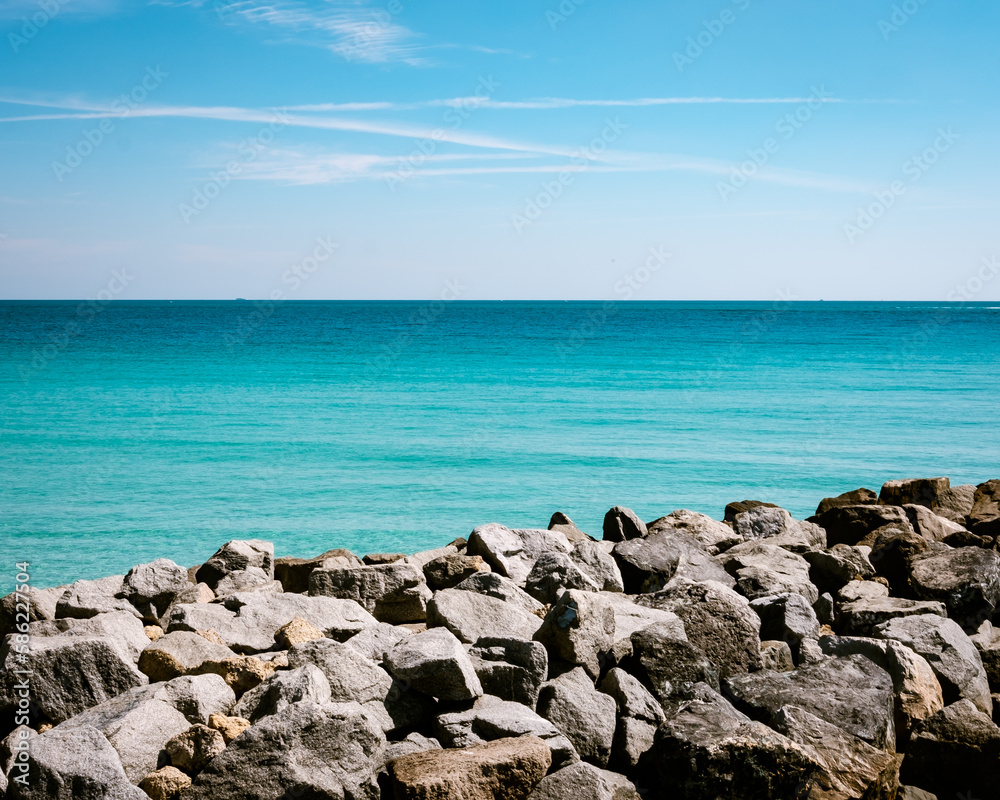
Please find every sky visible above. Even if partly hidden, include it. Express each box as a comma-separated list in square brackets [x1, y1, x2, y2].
[0, 0, 998, 300]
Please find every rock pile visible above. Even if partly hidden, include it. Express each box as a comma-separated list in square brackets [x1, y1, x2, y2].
[2, 476, 1000, 799]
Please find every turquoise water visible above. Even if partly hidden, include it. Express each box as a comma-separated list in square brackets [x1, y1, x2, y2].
[2, 301, 998, 589]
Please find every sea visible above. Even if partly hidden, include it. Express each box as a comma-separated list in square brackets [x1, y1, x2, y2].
[2, 300, 998, 589]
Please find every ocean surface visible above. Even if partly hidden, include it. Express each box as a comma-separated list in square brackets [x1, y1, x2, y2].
[2, 300, 998, 590]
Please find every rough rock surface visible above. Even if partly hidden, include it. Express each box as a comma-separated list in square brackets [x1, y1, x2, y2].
[467, 523, 573, 584]
[908, 546, 1000, 629]
[195, 540, 274, 590]
[613, 530, 735, 594]
[533, 589, 616, 679]
[718, 541, 819, 603]
[536, 667, 617, 767]
[426, 587, 542, 643]
[602, 506, 648, 542]
[646, 509, 742, 554]
[468, 637, 548, 708]
[308, 561, 430, 624]
[384, 627, 483, 701]
[526, 761, 640, 800]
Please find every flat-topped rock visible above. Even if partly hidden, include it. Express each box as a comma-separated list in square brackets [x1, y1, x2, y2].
[467, 523, 573, 584]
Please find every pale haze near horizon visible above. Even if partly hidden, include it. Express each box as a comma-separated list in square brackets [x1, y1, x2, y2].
[0, 0, 998, 301]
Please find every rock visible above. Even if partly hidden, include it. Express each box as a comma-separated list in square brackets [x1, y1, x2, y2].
[0, 631, 147, 725]
[903, 504, 967, 542]
[385, 627, 483, 701]
[731, 505, 826, 553]
[866, 525, 932, 594]
[389, 735, 551, 800]
[138, 631, 236, 682]
[145, 625, 164, 640]
[212, 568, 277, 598]
[287, 637, 392, 703]
[810, 504, 913, 547]
[344, 621, 409, 663]
[422, 554, 489, 590]
[934, 483, 977, 525]
[873, 614, 992, 714]
[968, 479, 1000, 535]
[525, 552, 600, 604]
[156, 583, 215, 629]
[814, 487, 879, 515]
[653, 687, 820, 800]
[537, 668, 617, 767]
[149, 673, 235, 725]
[569, 540, 625, 592]
[167, 592, 377, 652]
[452, 572, 546, 614]
[897, 786, 937, 800]
[724, 499, 780, 523]
[627, 622, 718, 709]
[803, 543, 876, 593]
[27, 609, 151, 662]
[646, 509, 742, 555]
[718, 541, 818, 603]
[879, 477, 951, 508]
[467, 523, 573, 584]
[548, 511, 592, 543]
[206, 714, 250, 744]
[121, 559, 190, 623]
[363, 552, 405, 565]
[164, 724, 225, 774]
[139, 765, 191, 800]
[759, 640, 795, 672]
[909, 546, 1000, 630]
[598, 667, 663, 771]
[0, 586, 59, 639]
[468, 637, 548, 707]
[819, 635, 944, 736]
[309, 561, 430, 624]
[723, 653, 897, 750]
[427, 588, 542, 644]
[526, 761, 640, 800]
[435, 695, 577, 768]
[6, 724, 147, 800]
[602, 506, 648, 542]
[771, 705, 902, 800]
[232, 663, 331, 721]
[57, 685, 193, 783]
[836, 586, 947, 637]
[903, 699, 1000, 799]
[970, 620, 1000, 690]
[638, 580, 762, 676]
[55, 575, 141, 620]
[613, 530, 735, 594]
[383, 732, 442, 764]
[750, 593, 819, 661]
[533, 589, 616, 679]
[194, 540, 274, 591]
[273, 616, 324, 649]
[183, 701, 384, 800]
[190, 655, 275, 694]
[273, 548, 361, 593]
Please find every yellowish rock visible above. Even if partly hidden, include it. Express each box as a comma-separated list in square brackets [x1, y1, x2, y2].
[139, 766, 191, 800]
[195, 656, 275, 693]
[207, 713, 252, 744]
[144, 625, 164, 641]
[275, 616, 325, 649]
[196, 628, 226, 646]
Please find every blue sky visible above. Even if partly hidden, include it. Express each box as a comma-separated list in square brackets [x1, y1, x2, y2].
[0, 0, 997, 300]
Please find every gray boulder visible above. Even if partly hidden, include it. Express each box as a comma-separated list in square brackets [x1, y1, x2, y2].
[602, 506, 647, 542]
[182, 701, 384, 800]
[803, 543, 876, 593]
[155, 674, 236, 725]
[646, 509, 742, 555]
[613, 530, 735, 594]
[525, 552, 600, 604]
[809, 504, 913, 547]
[873, 614, 992, 714]
[970, 620, 1000, 690]
[421, 554, 489, 590]
[533, 590, 616, 679]
[909, 546, 1000, 630]
[718, 541, 819, 603]
[723, 653, 897, 750]
[548, 511, 592, 543]
[194, 539, 274, 590]
[968, 479, 1000, 535]
[138, 631, 236, 682]
[121, 559, 190, 623]
[750, 593, 819, 661]
[212, 568, 277, 598]
[435, 694, 578, 768]
[452, 571, 546, 614]
[536, 668, 617, 767]
[0, 586, 59, 639]
[27, 610, 150, 662]
[814, 487, 879, 515]
[468, 637, 548, 707]
[467, 523, 573, 584]
[569, 540, 624, 592]
[627, 622, 719, 709]
[6, 725, 146, 800]
[879, 477, 951, 508]
[309, 562, 430, 623]
[384, 627, 483, 701]
[637, 580, 762, 676]
[232, 663, 331, 722]
[55, 576, 140, 620]
[287, 637, 391, 704]
[273, 548, 361, 593]
[526, 760, 640, 800]
[426, 588, 542, 643]
[731, 506, 826, 553]
[903, 504, 967, 542]
[759, 640, 795, 672]
[935, 483, 977, 525]
[836, 580, 947, 636]
[598, 667, 664, 771]
[344, 621, 409, 663]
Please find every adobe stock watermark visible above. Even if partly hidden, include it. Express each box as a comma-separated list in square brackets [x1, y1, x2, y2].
[547, 0, 586, 31]
[843, 126, 958, 244]
[385, 75, 500, 191]
[223, 236, 339, 349]
[556, 246, 671, 360]
[673, 0, 752, 72]
[510, 117, 628, 233]
[717, 86, 835, 201]
[8, 0, 68, 54]
[8, 561, 32, 790]
[18, 269, 135, 381]
[878, 0, 931, 41]
[52, 66, 168, 182]
[179, 110, 289, 223]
